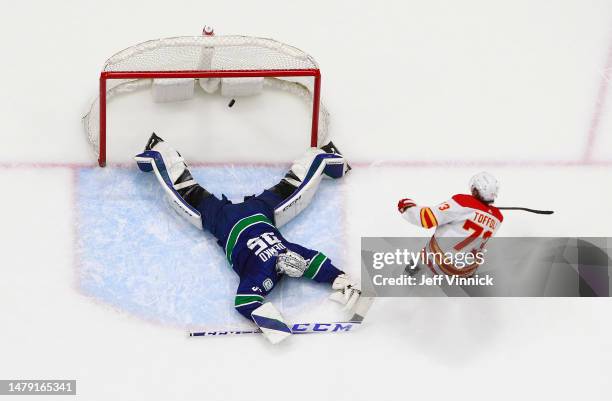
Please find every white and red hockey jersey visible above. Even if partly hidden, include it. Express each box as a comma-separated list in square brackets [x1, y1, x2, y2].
[400, 194, 504, 277]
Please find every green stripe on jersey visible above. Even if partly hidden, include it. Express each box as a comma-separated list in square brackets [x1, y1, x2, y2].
[304, 252, 327, 279]
[234, 294, 265, 307]
[225, 213, 274, 264]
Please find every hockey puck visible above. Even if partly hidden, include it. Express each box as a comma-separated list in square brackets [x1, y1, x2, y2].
[228, 99, 236, 108]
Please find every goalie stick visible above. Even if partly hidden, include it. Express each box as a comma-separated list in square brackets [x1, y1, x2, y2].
[496, 206, 554, 215]
[189, 297, 374, 338]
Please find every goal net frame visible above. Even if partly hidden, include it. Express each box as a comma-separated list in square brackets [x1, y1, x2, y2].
[86, 33, 325, 167]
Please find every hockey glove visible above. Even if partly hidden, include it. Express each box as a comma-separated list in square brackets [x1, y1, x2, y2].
[276, 250, 308, 278]
[397, 198, 416, 213]
[330, 274, 361, 310]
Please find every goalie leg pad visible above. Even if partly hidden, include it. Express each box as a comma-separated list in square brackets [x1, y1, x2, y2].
[136, 139, 195, 185]
[322, 158, 348, 179]
[136, 159, 153, 173]
[273, 150, 347, 227]
[283, 149, 347, 184]
[251, 302, 292, 345]
[135, 147, 203, 230]
[319, 141, 351, 178]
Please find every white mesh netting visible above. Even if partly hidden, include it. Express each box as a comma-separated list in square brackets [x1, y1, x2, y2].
[82, 35, 329, 160]
[104, 35, 318, 72]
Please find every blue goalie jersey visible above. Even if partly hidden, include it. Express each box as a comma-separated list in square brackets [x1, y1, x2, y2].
[194, 190, 343, 320]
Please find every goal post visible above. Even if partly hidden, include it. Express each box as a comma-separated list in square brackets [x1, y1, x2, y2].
[85, 34, 328, 167]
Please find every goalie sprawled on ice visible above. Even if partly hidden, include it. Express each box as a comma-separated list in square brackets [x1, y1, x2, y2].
[135, 134, 360, 344]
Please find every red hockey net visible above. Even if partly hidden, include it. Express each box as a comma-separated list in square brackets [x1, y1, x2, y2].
[83, 34, 327, 166]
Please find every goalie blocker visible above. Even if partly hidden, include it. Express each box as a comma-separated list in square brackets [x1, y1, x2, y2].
[135, 133, 358, 344]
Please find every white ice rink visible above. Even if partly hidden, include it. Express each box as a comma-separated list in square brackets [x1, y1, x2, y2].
[2, 0, 612, 400]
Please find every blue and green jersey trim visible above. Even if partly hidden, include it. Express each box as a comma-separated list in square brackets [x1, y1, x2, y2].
[225, 213, 275, 265]
[304, 252, 327, 279]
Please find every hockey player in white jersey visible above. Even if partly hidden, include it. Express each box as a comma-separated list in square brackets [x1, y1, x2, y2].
[397, 172, 503, 277]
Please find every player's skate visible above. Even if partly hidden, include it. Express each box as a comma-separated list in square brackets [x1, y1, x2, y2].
[134, 133, 203, 229]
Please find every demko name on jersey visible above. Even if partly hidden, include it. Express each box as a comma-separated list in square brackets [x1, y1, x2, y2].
[246, 232, 287, 262]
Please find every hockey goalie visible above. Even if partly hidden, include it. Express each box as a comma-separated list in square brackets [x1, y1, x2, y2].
[134, 134, 361, 344]
[397, 172, 504, 277]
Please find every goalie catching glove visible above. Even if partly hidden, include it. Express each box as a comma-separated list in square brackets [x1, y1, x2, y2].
[276, 250, 308, 278]
[330, 274, 361, 310]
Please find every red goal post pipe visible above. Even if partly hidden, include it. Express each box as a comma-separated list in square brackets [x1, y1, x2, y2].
[98, 69, 322, 167]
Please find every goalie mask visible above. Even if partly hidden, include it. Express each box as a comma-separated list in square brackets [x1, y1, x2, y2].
[276, 250, 308, 278]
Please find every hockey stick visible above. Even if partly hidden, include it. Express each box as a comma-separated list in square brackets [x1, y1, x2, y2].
[189, 321, 361, 337]
[496, 207, 554, 215]
[189, 297, 374, 338]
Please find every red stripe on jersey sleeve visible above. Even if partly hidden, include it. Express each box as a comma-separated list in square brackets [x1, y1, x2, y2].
[421, 207, 437, 228]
